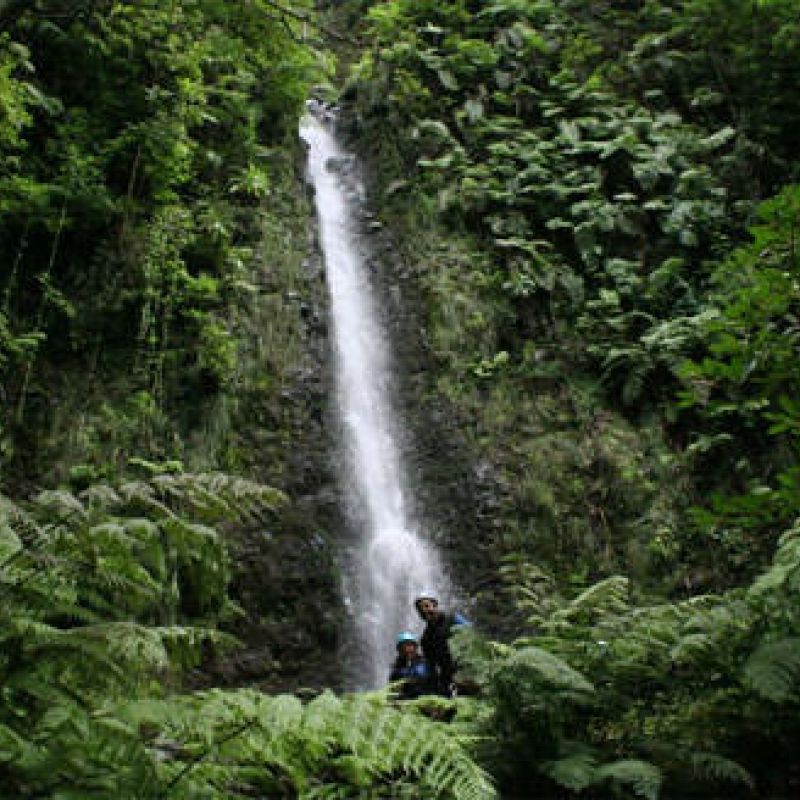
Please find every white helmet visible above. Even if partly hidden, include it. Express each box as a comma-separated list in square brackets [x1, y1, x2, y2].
[414, 589, 438, 606]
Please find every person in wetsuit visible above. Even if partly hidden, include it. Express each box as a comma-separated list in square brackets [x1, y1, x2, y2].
[414, 590, 469, 697]
[389, 631, 433, 700]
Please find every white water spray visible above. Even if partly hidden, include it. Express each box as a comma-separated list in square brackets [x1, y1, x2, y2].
[301, 107, 447, 687]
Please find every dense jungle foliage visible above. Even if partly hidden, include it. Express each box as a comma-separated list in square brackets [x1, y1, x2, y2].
[2, 0, 800, 798]
[337, 0, 800, 796]
[0, 0, 323, 489]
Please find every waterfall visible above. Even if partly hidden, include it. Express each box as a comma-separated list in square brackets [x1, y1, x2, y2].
[300, 105, 447, 688]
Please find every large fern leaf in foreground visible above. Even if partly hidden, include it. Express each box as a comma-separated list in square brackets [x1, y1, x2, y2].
[0, 475, 276, 798]
[137, 689, 497, 800]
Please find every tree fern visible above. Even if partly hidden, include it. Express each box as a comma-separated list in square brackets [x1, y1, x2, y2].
[743, 637, 800, 702]
[543, 747, 666, 799]
[33, 489, 87, 522]
[750, 522, 800, 596]
[547, 575, 630, 629]
[0, 472, 288, 798]
[594, 759, 662, 800]
[542, 746, 598, 791]
[490, 645, 595, 732]
[461, 571, 777, 795]
[90, 472, 286, 525]
[149, 472, 287, 524]
[0, 510, 22, 564]
[688, 751, 754, 790]
[135, 689, 497, 800]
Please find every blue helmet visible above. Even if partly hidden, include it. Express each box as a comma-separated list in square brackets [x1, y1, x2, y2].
[396, 631, 418, 648]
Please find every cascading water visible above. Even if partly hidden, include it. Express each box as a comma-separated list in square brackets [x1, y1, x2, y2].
[301, 104, 448, 688]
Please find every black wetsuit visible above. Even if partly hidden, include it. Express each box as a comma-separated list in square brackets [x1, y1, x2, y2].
[420, 611, 468, 696]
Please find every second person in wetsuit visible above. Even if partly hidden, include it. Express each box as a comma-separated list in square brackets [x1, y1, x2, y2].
[389, 631, 433, 699]
[414, 589, 469, 697]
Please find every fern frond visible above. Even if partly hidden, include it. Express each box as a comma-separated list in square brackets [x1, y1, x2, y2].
[0, 720, 37, 765]
[386, 710, 495, 799]
[151, 472, 287, 524]
[81, 621, 171, 672]
[163, 625, 238, 667]
[542, 747, 598, 791]
[5, 667, 93, 711]
[301, 690, 343, 739]
[493, 646, 595, 697]
[32, 489, 87, 521]
[0, 495, 50, 550]
[33, 703, 160, 798]
[594, 758, 662, 800]
[751, 523, 800, 596]
[743, 637, 800, 702]
[117, 481, 176, 520]
[683, 598, 744, 633]
[339, 694, 387, 757]
[78, 483, 123, 510]
[379, 702, 422, 765]
[12, 625, 128, 684]
[550, 575, 630, 627]
[265, 693, 304, 735]
[689, 751, 754, 789]
[0, 512, 23, 564]
[669, 632, 715, 664]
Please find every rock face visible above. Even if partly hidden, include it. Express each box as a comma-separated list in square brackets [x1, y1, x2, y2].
[194, 153, 353, 693]
[209, 508, 344, 692]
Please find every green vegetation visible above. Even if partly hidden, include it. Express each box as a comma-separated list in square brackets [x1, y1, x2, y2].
[0, 0, 321, 488]
[2, 0, 800, 797]
[1, 475, 493, 798]
[338, 0, 800, 795]
[450, 520, 800, 797]
[339, 0, 800, 586]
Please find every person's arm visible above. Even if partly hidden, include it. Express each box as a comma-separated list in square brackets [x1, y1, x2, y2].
[451, 611, 470, 627]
